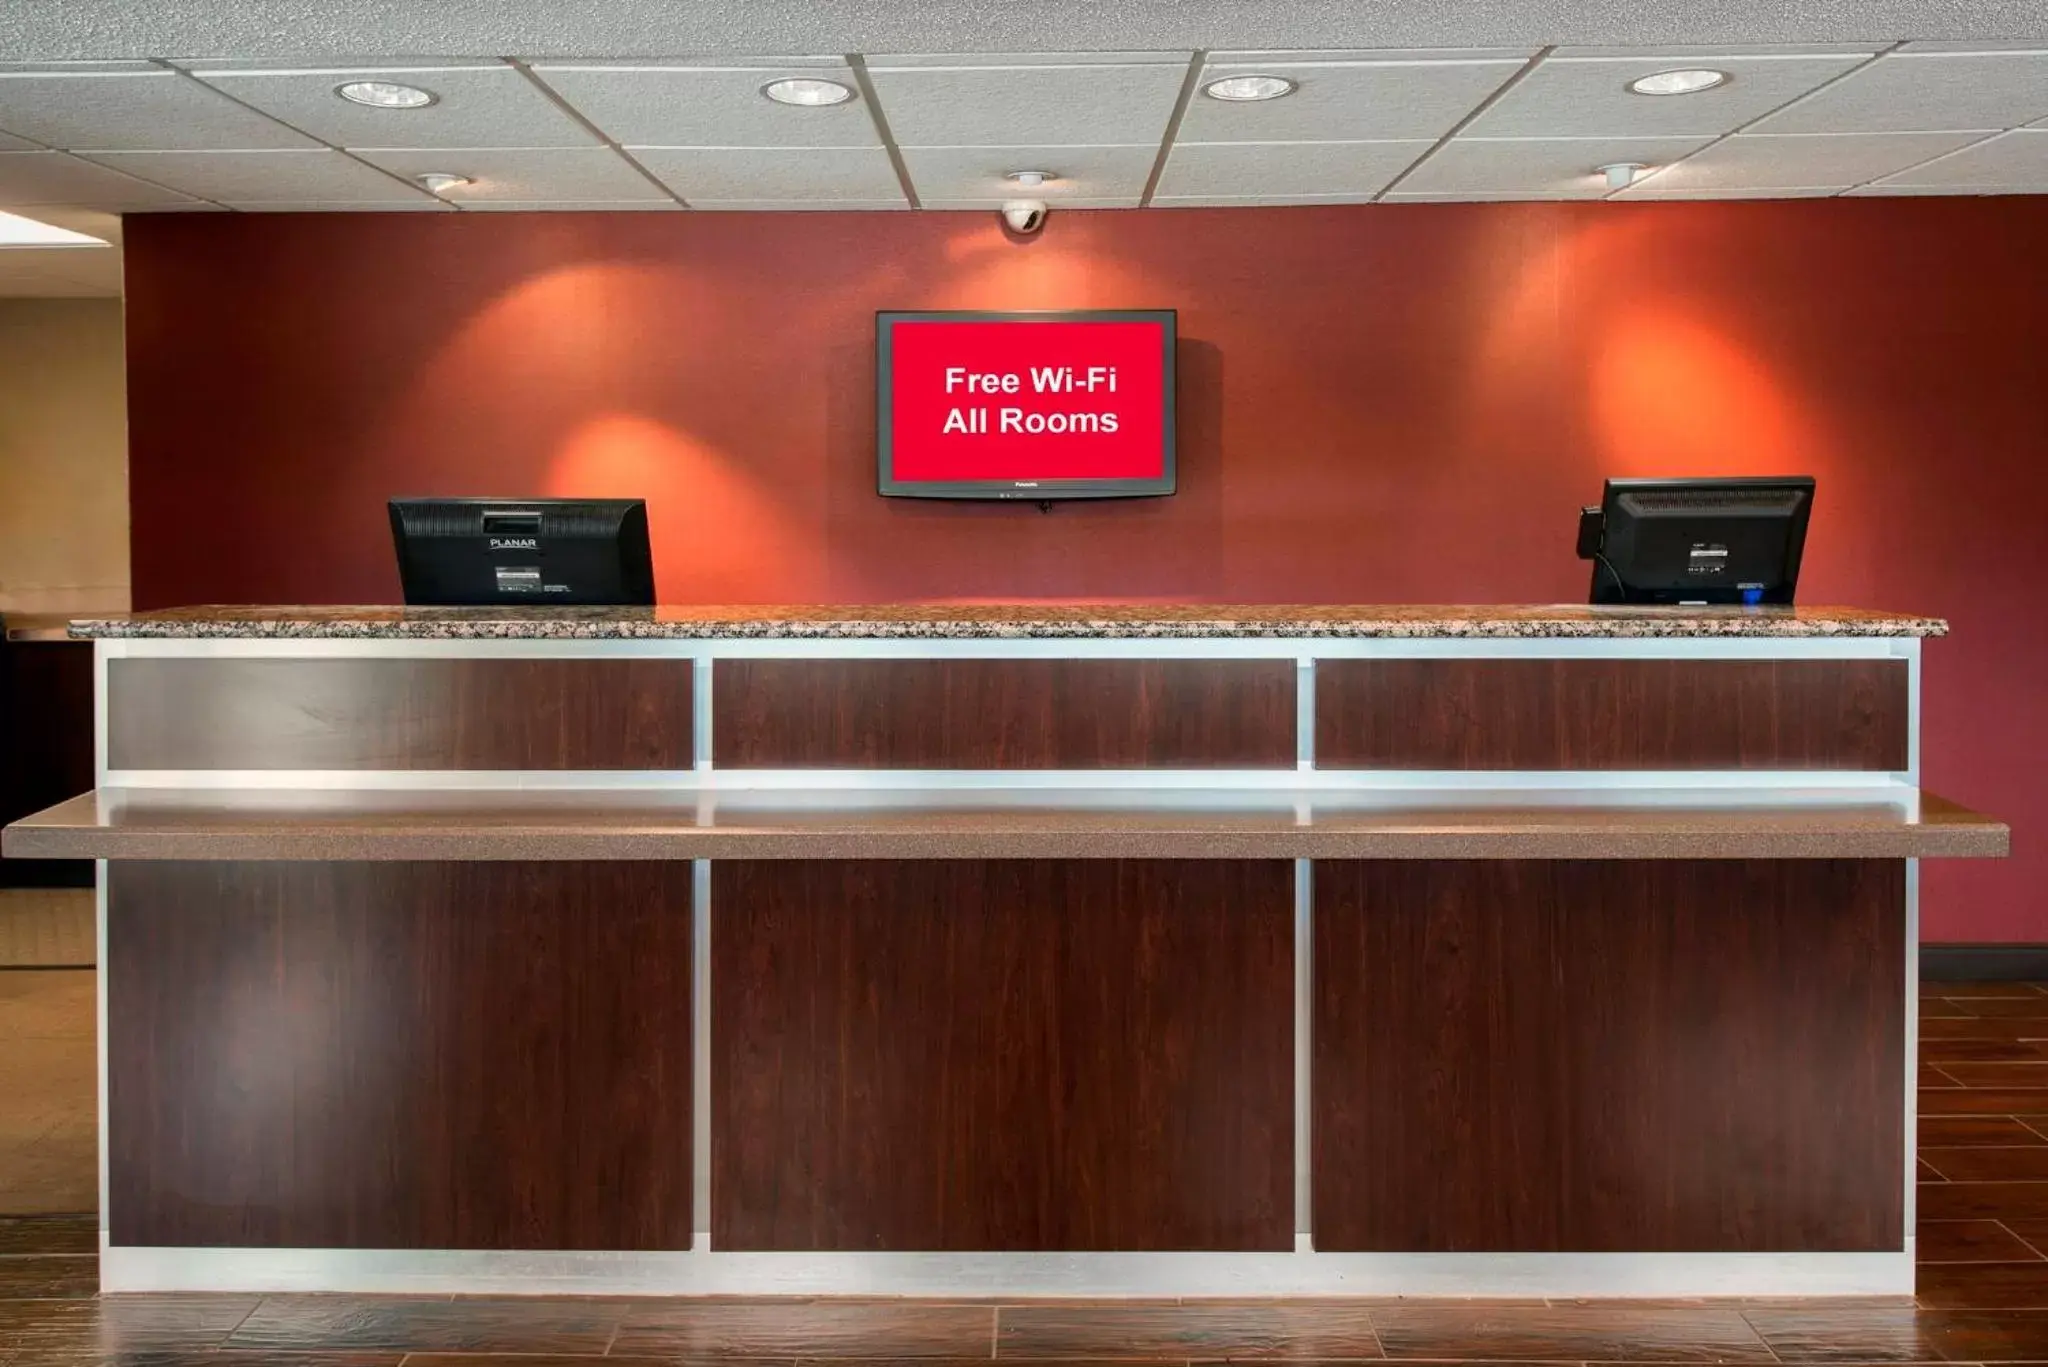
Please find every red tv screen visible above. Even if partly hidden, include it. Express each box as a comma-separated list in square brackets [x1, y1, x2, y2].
[877, 310, 1176, 499]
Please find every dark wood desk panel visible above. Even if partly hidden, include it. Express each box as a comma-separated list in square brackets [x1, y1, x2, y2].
[712, 859, 1294, 1250]
[108, 657, 694, 770]
[107, 860, 694, 1249]
[713, 658, 1296, 768]
[1313, 858, 1905, 1252]
[1316, 658, 1908, 769]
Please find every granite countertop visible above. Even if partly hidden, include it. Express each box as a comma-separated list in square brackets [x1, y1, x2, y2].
[65, 604, 1947, 640]
[4, 609, 122, 642]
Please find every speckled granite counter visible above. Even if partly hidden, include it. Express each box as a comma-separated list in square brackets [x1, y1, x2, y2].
[67, 602, 1945, 639]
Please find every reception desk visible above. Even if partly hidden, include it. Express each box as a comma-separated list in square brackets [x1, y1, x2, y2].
[1, 603, 2009, 1299]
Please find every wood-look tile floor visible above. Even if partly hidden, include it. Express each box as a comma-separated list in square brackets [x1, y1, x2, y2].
[8, 980, 2048, 1365]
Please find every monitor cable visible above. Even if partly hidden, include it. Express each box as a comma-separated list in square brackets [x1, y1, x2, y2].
[1594, 551, 1627, 602]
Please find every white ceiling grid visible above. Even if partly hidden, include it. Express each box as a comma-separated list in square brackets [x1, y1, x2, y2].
[0, 44, 2043, 222]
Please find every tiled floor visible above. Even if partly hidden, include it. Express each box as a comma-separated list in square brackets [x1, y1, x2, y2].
[0, 969, 95, 1217]
[7, 980, 2048, 1364]
[0, 889, 92, 969]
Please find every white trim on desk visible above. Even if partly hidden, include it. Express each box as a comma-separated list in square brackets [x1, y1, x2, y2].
[1906, 856, 1921, 1233]
[100, 1241, 1914, 1298]
[99, 769, 1921, 795]
[94, 635, 1920, 661]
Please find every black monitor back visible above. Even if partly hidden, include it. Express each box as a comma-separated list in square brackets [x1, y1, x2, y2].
[390, 498, 655, 607]
[1582, 476, 1814, 606]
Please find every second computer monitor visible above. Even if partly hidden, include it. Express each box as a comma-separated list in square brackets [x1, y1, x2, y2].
[1580, 476, 1814, 606]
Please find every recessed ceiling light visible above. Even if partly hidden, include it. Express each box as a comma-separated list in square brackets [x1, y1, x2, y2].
[761, 77, 854, 107]
[1597, 161, 1650, 190]
[1005, 170, 1057, 188]
[1628, 68, 1730, 96]
[0, 210, 109, 249]
[1202, 73, 1297, 102]
[335, 79, 437, 109]
[414, 172, 473, 195]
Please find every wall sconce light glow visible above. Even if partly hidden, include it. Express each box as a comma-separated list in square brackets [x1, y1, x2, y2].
[335, 79, 438, 108]
[0, 210, 110, 249]
[1598, 161, 1649, 190]
[1628, 68, 1730, 96]
[761, 77, 854, 106]
[414, 172, 474, 195]
[1202, 73, 1297, 102]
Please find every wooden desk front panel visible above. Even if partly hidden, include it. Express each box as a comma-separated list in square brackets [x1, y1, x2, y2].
[108, 658, 695, 770]
[711, 858, 1295, 1251]
[1313, 858, 1905, 1252]
[1316, 658, 1909, 769]
[713, 659, 1297, 768]
[106, 860, 695, 1249]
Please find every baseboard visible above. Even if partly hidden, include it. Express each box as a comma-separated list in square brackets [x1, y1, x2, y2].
[1923, 944, 2048, 982]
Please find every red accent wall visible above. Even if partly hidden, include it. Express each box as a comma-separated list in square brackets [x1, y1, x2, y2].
[123, 202, 2048, 942]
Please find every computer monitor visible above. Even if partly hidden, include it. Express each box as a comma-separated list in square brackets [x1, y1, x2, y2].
[1576, 476, 1814, 606]
[389, 498, 655, 607]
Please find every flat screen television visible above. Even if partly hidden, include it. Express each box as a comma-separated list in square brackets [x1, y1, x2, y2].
[877, 309, 1176, 500]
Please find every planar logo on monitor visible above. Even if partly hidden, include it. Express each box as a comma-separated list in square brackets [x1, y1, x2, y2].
[488, 537, 539, 551]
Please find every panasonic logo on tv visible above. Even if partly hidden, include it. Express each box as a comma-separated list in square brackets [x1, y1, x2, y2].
[489, 537, 539, 551]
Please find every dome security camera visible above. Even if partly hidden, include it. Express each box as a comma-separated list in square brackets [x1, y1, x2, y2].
[1001, 199, 1049, 234]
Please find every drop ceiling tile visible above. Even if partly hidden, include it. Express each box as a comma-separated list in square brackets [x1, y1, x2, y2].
[1874, 127, 2048, 188]
[0, 150, 200, 207]
[1152, 191, 1380, 206]
[1179, 57, 1523, 142]
[453, 200, 685, 211]
[900, 143, 1155, 203]
[1552, 44, 1878, 58]
[82, 150, 427, 203]
[175, 56, 508, 71]
[0, 72, 317, 150]
[1895, 41, 2048, 53]
[0, 61, 160, 73]
[868, 52, 1189, 67]
[193, 65, 597, 149]
[1398, 135, 1712, 196]
[867, 61, 1187, 148]
[0, 130, 40, 150]
[222, 199, 455, 211]
[1614, 131, 1981, 195]
[690, 199, 909, 211]
[352, 147, 670, 202]
[920, 197, 1137, 210]
[1752, 51, 2048, 133]
[1380, 190, 1581, 201]
[1155, 140, 1428, 198]
[1466, 53, 1873, 138]
[532, 63, 877, 148]
[634, 146, 902, 200]
[1209, 48, 1534, 62]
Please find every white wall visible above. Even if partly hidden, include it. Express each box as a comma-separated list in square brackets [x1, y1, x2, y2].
[0, 298, 129, 615]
